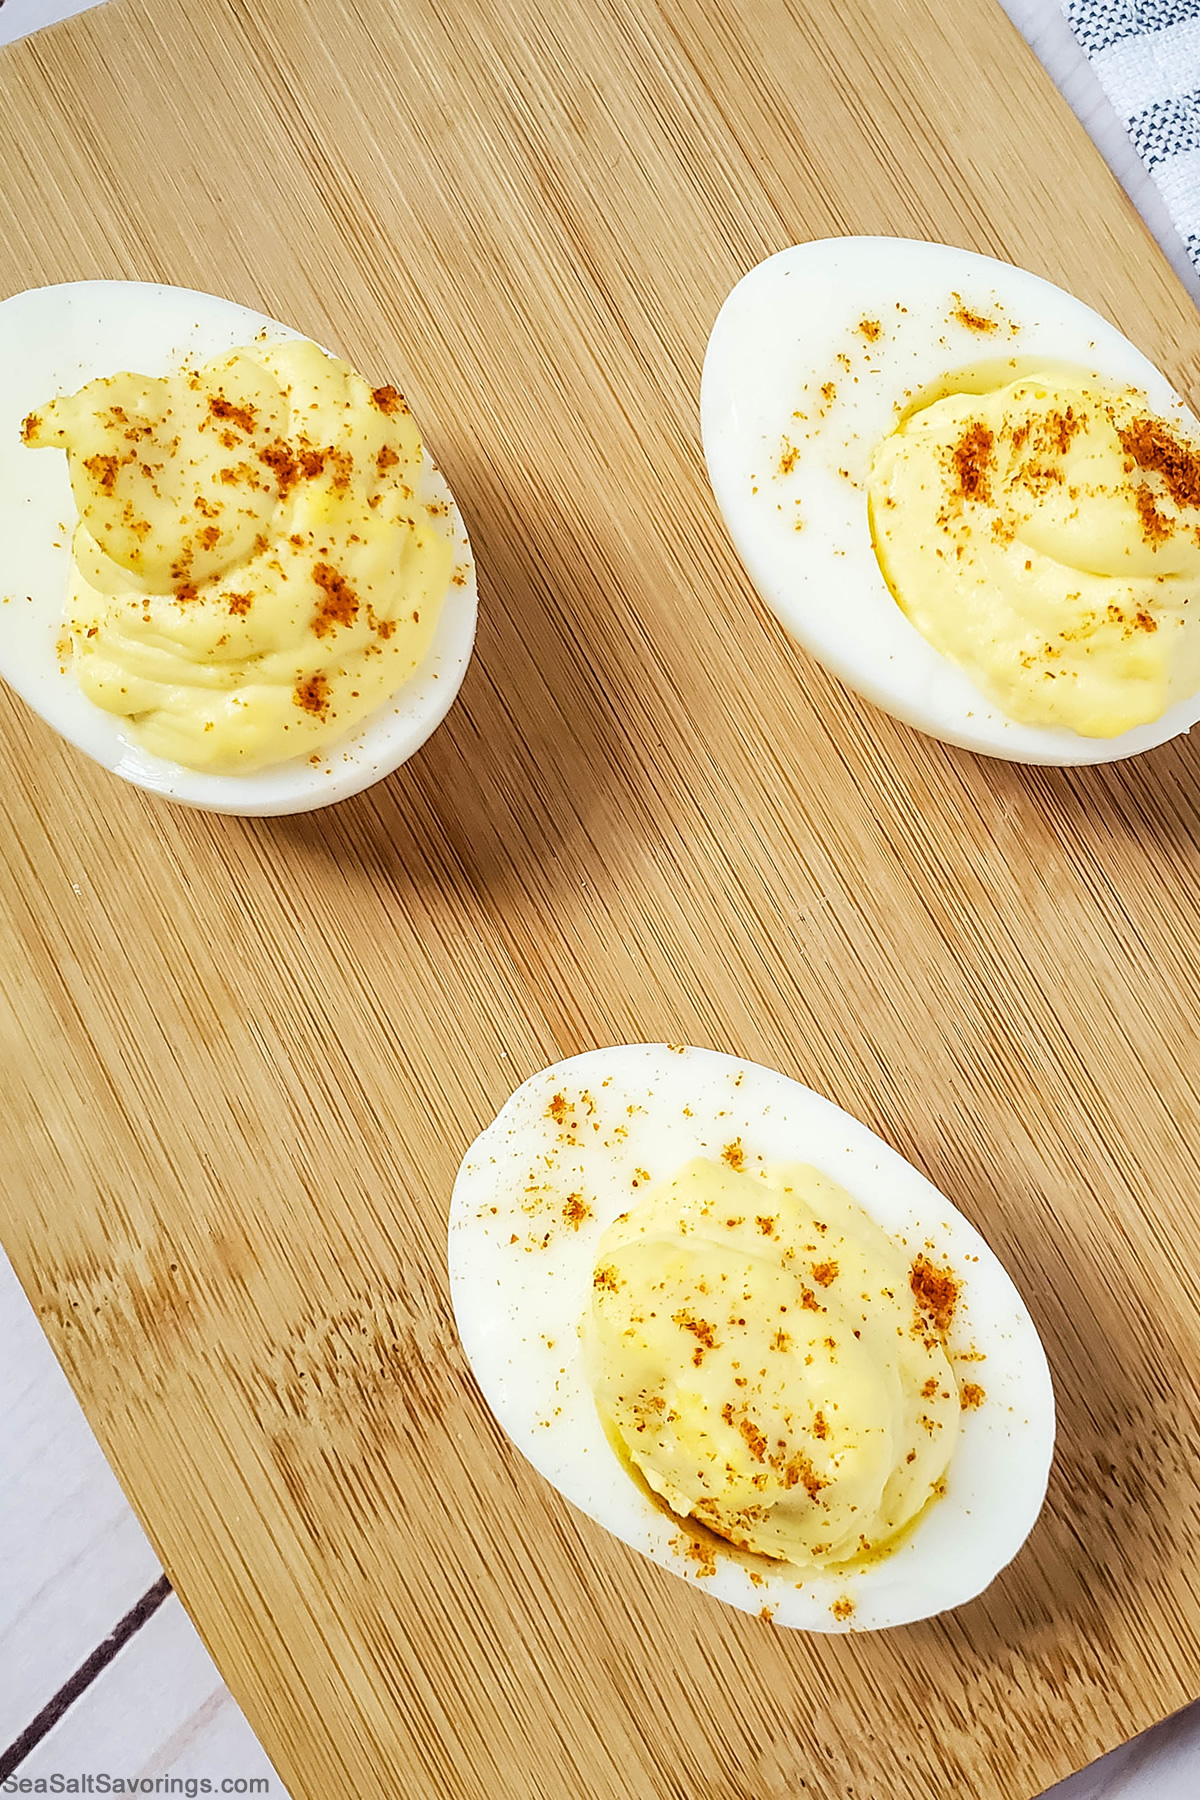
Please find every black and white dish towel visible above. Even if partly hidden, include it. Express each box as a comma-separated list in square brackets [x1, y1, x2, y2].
[1065, 0, 1200, 272]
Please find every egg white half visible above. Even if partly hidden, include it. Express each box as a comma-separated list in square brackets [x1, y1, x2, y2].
[448, 1043, 1055, 1632]
[701, 236, 1200, 764]
[0, 282, 477, 815]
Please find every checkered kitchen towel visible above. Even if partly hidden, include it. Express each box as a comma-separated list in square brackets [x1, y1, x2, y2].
[1065, 0, 1200, 271]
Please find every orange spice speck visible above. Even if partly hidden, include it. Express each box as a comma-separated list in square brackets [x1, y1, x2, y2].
[294, 672, 331, 719]
[910, 1256, 959, 1334]
[951, 294, 1000, 333]
[371, 384, 408, 416]
[310, 562, 359, 637]
[562, 1194, 592, 1230]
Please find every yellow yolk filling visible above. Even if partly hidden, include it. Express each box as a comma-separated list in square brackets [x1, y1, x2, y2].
[589, 1157, 958, 1570]
[23, 338, 455, 772]
[869, 368, 1200, 737]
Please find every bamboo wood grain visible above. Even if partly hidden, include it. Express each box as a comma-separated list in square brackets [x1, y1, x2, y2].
[1, 0, 1199, 1794]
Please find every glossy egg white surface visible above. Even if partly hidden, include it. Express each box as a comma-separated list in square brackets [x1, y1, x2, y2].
[701, 236, 1199, 765]
[448, 1043, 1055, 1633]
[0, 282, 477, 815]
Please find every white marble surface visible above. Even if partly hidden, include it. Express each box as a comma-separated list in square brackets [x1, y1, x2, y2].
[0, 1257, 160, 1741]
[0, 0, 104, 47]
[13, 1591, 284, 1795]
[1, 0, 1199, 1795]
[0, 1255, 284, 1791]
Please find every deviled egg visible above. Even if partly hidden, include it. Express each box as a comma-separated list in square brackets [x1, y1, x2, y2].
[448, 1044, 1055, 1632]
[0, 282, 477, 814]
[702, 236, 1200, 764]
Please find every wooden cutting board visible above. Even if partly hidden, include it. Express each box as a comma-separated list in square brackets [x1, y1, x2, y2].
[2, 0, 1199, 1794]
